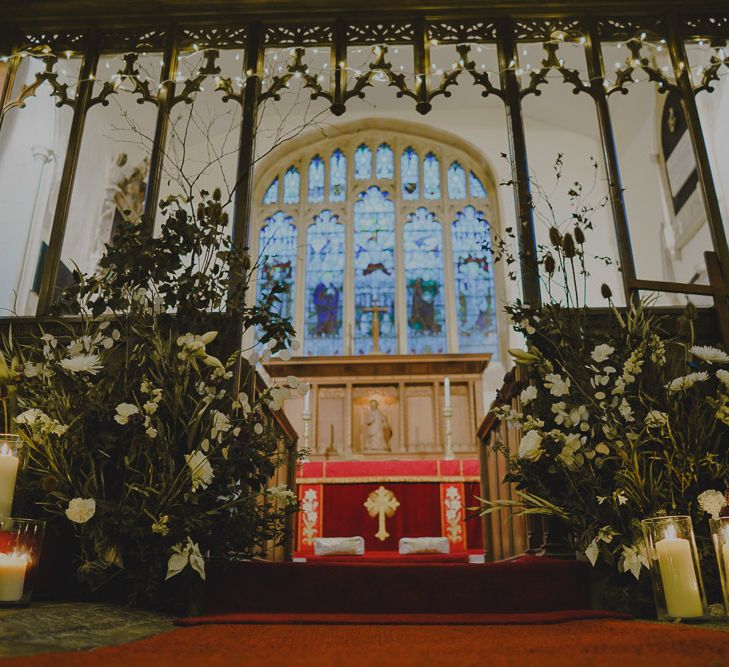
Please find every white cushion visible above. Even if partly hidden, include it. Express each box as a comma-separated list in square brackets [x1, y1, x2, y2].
[398, 537, 450, 555]
[313, 537, 365, 556]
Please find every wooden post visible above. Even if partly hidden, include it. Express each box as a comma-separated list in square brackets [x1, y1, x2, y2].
[36, 33, 99, 315]
[497, 18, 541, 307]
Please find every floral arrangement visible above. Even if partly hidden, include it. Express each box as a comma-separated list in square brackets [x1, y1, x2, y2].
[1, 189, 304, 609]
[483, 157, 729, 613]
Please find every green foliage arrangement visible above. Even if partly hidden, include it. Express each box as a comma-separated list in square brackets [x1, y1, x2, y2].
[484, 157, 729, 614]
[1, 189, 304, 609]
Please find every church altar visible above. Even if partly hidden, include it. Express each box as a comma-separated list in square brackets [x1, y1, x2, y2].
[295, 459, 483, 554]
[265, 353, 490, 459]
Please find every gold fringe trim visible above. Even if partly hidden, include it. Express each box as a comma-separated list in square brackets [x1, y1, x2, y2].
[297, 475, 480, 484]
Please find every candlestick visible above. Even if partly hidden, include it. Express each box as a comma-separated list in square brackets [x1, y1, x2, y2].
[0, 436, 21, 520]
[642, 516, 708, 621]
[0, 552, 28, 602]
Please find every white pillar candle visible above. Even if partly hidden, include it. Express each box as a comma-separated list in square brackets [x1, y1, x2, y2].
[303, 389, 310, 415]
[444, 377, 451, 409]
[0, 553, 28, 602]
[655, 527, 703, 618]
[0, 446, 20, 519]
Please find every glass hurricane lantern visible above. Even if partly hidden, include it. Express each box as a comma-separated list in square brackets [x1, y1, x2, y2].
[641, 515, 709, 621]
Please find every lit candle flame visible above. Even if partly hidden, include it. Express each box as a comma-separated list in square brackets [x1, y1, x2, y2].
[664, 524, 678, 541]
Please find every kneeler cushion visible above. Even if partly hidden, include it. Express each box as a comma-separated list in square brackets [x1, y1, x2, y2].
[313, 537, 365, 556]
[399, 537, 450, 555]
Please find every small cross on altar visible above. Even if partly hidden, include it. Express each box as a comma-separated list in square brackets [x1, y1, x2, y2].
[361, 302, 389, 354]
[364, 485, 400, 541]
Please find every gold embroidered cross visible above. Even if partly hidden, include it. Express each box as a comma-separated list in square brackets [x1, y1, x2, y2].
[364, 486, 400, 541]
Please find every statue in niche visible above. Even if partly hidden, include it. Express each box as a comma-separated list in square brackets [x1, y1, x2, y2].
[361, 399, 392, 452]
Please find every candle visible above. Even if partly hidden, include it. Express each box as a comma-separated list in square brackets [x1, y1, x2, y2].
[444, 377, 451, 409]
[303, 390, 310, 415]
[655, 526, 704, 618]
[0, 552, 28, 602]
[0, 444, 19, 519]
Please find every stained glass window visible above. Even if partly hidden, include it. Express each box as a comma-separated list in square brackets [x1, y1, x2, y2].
[256, 211, 298, 331]
[354, 187, 397, 355]
[283, 166, 300, 204]
[376, 143, 394, 179]
[263, 178, 279, 205]
[469, 171, 487, 199]
[423, 152, 441, 200]
[308, 155, 324, 203]
[452, 206, 497, 354]
[404, 208, 446, 354]
[401, 147, 419, 200]
[447, 162, 467, 200]
[354, 144, 372, 180]
[329, 149, 347, 202]
[305, 210, 345, 357]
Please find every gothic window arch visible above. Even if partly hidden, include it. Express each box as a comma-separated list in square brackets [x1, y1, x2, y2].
[253, 120, 499, 357]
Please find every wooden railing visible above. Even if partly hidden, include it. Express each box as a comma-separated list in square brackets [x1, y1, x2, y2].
[477, 368, 532, 562]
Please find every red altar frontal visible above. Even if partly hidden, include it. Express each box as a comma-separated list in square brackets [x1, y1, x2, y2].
[296, 459, 483, 554]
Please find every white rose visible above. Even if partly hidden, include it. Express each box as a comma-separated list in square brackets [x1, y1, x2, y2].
[544, 373, 570, 397]
[698, 489, 727, 520]
[66, 497, 96, 524]
[518, 430, 543, 461]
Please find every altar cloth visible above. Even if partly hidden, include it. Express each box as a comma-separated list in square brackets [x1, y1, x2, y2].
[296, 459, 483, 554]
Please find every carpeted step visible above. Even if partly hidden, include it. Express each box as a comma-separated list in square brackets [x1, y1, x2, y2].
[204, 556, 592, 615]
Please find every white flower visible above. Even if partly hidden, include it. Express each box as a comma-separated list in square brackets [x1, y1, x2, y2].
[143, 401, 159, 415]
[520, 385, 538, 405]
[594, 443, 610, 455]
[518, 430, 543, 461]
[698, 489, 727, 520]
[591, 344, 615, 363]
[15, 408, 46, 425]
[65, 498, 96, 524]
[544, 373, 570, 397]
[666, 371, 710, 392]
[559, 434, 583, 468]
[621, 544, 649, 580]
[585, 526, 615, 566]
[60, 354, 103, 375]
[211, 411, 231, 442]
[691, 345, 729, 364]
[253, 422, 264, 435]
[114, 403, 140, 425]
[618, 398, 634, 423]
[23, 363, 39, 378]
[152, 515, 169, 536]
[297, 381, 311, 397]
[267, 484, 296, 505]
[185, 450, 214, 492]
[145, 426, 158, 439]
[165, 537, 205, 581]
[644, 410, 669, 429]
[717, 369, 729, 387]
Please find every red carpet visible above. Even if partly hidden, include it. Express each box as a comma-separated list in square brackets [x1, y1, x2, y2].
[204, 556, 592, 614]
[177, 609, 630, 626]
[5, 620, 729, 667]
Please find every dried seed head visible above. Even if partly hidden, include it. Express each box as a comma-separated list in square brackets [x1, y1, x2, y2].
[562, 233, 576, 258]
[549, 226, 562, 248]
[544, 253, 556, 275]
[574, 225, 586, 245]
[601, 283, 613, 300]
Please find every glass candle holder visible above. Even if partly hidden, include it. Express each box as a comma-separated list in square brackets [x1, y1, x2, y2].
[0, 518, 46, 606]
[709, 517, 729, 614]
[641, 516, 709, 621]
[0, 434, 23, 520]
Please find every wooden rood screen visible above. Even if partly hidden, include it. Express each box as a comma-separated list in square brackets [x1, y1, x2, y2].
[0, 4, 728, 345]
